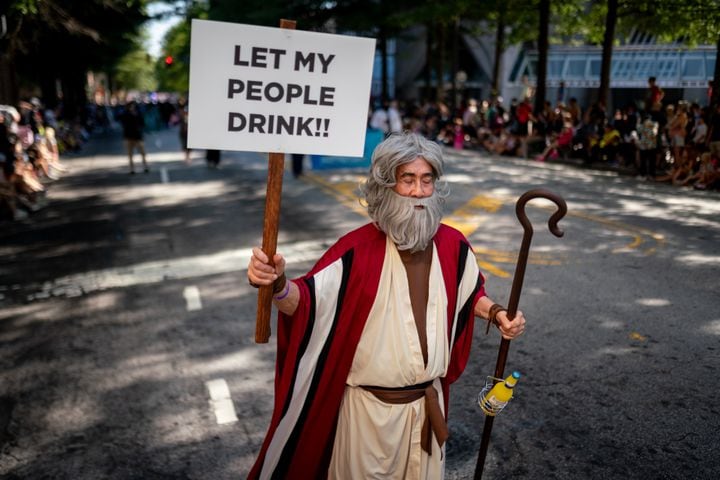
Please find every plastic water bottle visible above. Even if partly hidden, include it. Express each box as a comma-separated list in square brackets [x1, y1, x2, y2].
[479, 371, 521, 416]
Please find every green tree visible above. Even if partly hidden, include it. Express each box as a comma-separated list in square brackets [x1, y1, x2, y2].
[479, 0, 586, 109]
[114, 35, 158, 93]
[1, 0, 149, 115]
[634, 0, 720, 108]
[156, 20, 191, 94]
[570, 1, 720, 108]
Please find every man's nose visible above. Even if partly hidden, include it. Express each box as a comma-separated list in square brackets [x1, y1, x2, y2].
[409, 181, 431, 197]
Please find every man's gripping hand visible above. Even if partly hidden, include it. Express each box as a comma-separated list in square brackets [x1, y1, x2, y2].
[247, 247, 286, 287]
[496, 310, 526, 340]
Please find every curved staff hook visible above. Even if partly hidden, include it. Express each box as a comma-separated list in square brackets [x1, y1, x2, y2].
[474, 188, 567, 479]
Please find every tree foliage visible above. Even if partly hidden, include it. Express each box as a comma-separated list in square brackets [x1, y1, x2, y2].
[155, 20, 192, 94]
[1, 0, 149, 108]
[114, 36, 158, 93]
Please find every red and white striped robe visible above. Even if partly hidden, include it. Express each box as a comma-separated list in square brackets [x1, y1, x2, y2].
[249, 223, 485, 479]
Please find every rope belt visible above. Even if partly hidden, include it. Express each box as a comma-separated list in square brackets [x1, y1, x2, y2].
[360, 381, 449, 455]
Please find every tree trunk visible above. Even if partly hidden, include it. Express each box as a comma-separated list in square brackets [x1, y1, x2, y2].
[425, 22, 432, 100]
[435, 22, 445, 104]
[379, 25, 389, 103]
[534, 0, 550, 113]
[40, 74, 59, 110]
[451, 17, 459, 112]
[60, 70, 87, 122]
[598, 0, 618, 108]
[712, 34, 720, 108]
[0, 53, 18, 106]
[491, 7, 506, 97]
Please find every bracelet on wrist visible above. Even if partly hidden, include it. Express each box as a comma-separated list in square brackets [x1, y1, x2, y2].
[272, 273, 287, 294]
[273, 281, 291, 301]
[485, 303, 507, 335]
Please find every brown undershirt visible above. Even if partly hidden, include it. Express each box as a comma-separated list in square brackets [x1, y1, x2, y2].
[397, 244, 433, 367]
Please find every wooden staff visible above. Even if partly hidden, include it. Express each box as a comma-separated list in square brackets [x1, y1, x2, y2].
[474, 188, 567, 479]
[255, 19, 297, 344]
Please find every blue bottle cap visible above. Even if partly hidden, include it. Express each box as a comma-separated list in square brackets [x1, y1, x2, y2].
[512, 371, 521, 379]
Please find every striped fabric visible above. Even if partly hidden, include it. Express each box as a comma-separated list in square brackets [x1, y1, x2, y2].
[249, 223, 485, 480]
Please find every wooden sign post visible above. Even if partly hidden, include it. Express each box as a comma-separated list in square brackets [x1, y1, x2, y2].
[187, 18, 375, 344]
[255, 19, 296, 344]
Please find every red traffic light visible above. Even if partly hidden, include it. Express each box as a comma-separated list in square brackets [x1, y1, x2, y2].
[164, 55, 174, 65]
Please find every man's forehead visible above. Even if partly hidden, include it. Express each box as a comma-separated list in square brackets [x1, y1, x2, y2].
[397, 157, 434, 175]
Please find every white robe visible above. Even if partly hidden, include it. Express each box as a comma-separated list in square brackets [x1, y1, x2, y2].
[328, 237, 449, 480]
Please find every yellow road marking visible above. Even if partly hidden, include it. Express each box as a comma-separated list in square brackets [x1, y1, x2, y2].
[538, 206, 665, 254]
[302, 173, 368, 218]
[477, 260, 511, 278]
[301, 173, 665, 276]
[629, 332, 647, 341]
[444, 194, 501, 236]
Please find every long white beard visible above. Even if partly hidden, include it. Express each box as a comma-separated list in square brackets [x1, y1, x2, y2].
[374, 190, 444, 252]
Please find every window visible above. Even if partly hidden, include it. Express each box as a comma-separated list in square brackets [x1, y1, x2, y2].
[682, 58, 704, 78]
[566, 59, 586, 78]
[549, 59, 564, 78]
[706, 56, 716, 78]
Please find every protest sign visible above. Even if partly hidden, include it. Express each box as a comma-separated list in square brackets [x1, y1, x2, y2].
[188, 19, 376, 157]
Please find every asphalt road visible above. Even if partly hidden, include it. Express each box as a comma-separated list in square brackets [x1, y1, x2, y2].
[1, 126, 719, 479]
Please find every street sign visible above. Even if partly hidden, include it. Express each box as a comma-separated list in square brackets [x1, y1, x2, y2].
[188, 19, 376, 157]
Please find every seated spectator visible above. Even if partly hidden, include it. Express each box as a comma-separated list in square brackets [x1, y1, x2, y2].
[42, 127, 69, 174]
[535, 118, 574, 162]
[655, 150, 694, 185]
[0, 173, 26, 221]
[681, 152, 720, 190]
[481, 130, 520, 156]
[591, 123, 621, 164]
[8, 141, 45, 203]
[566, 97, 582, 127]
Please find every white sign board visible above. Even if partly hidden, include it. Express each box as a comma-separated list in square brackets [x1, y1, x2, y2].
[188, 19, 376, 156]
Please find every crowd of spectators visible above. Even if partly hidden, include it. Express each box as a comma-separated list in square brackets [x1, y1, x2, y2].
[0, 99, 74, 221]
[369, 78, 720, 191]
[1, 97, 182, 222]
[3, 81, 718, 223]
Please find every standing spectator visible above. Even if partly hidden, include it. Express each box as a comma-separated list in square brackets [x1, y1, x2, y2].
[369, 100, 389, 134]
[178, 100, 191, 164]
[706, 103, 720, 160]
[291, 153, 304, 178]
[566, 97, 582, 127]
[387, 100, 403, 134]
[667, 103, 689, 167]
[646, 76, 664, 112]
[515, 97, 533, 135]
[556, 80, 566, 105]
[686, 114, 708, 164]
[120, 102, 148, 174]
[514, 97, 534, 157]
[206, 149, 221, 169]
[636, 114, 659, 179]
[649, 100, 668, 173]
[0, 109, 15, 174]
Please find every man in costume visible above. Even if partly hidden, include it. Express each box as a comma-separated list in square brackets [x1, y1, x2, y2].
[247, 132, 526, 479]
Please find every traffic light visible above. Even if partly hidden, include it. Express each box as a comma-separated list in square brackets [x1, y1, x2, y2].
[164, 55, 174, 66]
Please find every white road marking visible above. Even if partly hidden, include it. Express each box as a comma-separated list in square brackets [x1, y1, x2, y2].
[205, 378, 238, 425]
[183, 286, 202, 311]
[160, 167, 169, 184]
[30, 239, 331, 299]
